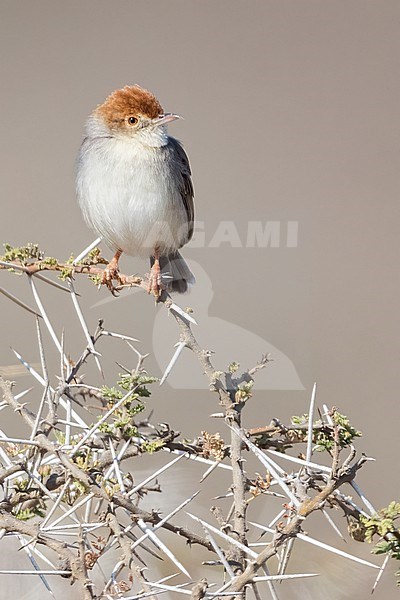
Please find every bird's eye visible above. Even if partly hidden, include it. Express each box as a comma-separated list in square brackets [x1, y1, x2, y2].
[128, 116, 138, 125]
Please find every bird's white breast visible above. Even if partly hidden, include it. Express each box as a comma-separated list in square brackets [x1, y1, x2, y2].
[76, 132, 188, 258]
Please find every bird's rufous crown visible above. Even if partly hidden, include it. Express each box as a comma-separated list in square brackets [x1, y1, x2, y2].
[95, 85, 163, 129]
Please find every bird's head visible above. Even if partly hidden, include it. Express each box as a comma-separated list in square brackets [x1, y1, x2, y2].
[91, 85, 180, 146]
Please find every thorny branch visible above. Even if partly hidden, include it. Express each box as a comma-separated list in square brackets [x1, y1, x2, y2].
[0, 248, 397, 598]
[0, 511, 95, 599]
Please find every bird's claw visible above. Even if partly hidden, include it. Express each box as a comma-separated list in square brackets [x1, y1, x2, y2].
[146, 263, 165, 300]
[101, 263, 127, 295]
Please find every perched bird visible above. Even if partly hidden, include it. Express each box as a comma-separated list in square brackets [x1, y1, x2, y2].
[76, 85, 195, 297]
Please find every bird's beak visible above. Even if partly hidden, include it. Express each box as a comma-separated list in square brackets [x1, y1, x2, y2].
[152, 113, 182, 127]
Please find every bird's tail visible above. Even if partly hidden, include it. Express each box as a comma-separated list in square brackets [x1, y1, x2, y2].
[151, 252, 195, 294]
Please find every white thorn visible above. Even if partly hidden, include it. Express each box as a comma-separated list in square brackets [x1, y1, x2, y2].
[306, 382, 317, 465]
[73, 237, 102, 265]
[159, 341, 186, 386]
[169, 302, 197, 325]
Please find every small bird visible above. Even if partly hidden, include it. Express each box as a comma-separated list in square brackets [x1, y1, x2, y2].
[76, 85, 195, 297]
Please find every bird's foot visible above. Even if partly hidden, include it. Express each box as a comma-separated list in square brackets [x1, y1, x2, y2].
[146, 261, 165, 300]
[101, 252, 126, 295]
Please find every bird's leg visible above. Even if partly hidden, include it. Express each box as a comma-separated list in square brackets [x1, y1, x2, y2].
[147, 248, 164, 299]
[101, 249, 126, 291]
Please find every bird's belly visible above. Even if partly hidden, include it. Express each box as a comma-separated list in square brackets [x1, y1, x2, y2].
[78, 150, 188, 258]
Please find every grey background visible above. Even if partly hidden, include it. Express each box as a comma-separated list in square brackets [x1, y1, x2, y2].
[0, 1, 399, 598]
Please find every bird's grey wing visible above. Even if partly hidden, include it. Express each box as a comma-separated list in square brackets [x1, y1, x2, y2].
[167, 136, 195, 243]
